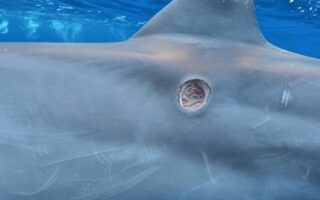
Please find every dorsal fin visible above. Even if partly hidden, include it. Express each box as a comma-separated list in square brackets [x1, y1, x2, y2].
[134, 0, 266, 44]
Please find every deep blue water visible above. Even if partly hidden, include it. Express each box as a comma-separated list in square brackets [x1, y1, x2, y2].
[0, 0, 319, 58]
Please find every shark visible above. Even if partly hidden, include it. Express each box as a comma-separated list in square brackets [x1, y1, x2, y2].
[0, 0, 320, 199]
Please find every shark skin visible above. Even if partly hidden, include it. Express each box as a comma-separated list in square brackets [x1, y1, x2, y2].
[0, 0, 320, 199]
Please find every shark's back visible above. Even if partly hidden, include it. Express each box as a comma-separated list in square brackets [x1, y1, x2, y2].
[1, 0, 320, 200]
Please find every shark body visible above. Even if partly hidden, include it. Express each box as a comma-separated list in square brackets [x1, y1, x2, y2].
[0, 0, 320, 199]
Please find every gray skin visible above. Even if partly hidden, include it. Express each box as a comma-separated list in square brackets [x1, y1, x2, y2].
[0, 0, 320, 199]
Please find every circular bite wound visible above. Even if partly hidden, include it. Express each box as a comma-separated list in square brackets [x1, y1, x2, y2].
[179, 79, 210, 112]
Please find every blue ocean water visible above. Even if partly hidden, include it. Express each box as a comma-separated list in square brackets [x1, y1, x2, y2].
[0, 0, 319, 58]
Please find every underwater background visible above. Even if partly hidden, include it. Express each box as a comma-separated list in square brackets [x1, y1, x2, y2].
[0, 0, 319, 58]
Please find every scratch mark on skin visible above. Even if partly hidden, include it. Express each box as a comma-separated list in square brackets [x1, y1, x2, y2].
[106, 157, 114, 185]
[94, 152, 109, 165]
[0, 134, 31, 142]
[10, 167, 60, 196]
[41, 144, 48, 155]
[120, 161, 141, 173]
[281, 89, 292, 108]
[92, 152, 114, 183]
[251, 115, 271, 129]
[74, 167, 159, 200]
[302, 166, 311, 180]
[41, 146, 128, 167]
[257, 151, 289, 161]
[201, 152, 219, 185]
[96, 154, 113, 183]
[0, 134, 45, 154]
[0, 140, 38, 152]
[30, 137, 47, 160]
[290, 132, 301, 149]
[32, 140, 49, 159]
